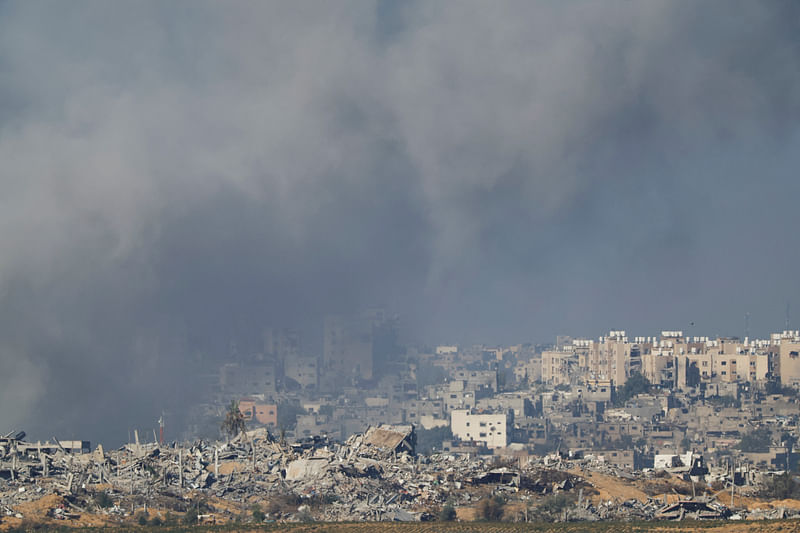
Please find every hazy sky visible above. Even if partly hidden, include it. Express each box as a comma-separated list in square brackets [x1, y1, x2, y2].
[1, 1, 800, 442]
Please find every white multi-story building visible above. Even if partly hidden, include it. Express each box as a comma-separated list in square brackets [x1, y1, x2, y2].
[450, 409, 509, 449]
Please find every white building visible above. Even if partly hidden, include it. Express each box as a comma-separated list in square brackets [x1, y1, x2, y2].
[450, 409, 509, 449]
[284, 356, 319, 389]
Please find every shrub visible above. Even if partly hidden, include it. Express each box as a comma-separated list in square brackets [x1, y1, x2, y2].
[737, 431, 772, 453]
[267, 492, 301, 516]
[614, 372, 651, 406]
[181, 507, 199, 525]
[537, 493, 575, 518]
[95, 491, 113, 509]
[416, 425, 453, 455]
[439, 503, 457, 521]
[477, 495, 505, 521]
[251, 504, 265, 522]
[762, 472, 800, 499]
[136, 511, 148, 526]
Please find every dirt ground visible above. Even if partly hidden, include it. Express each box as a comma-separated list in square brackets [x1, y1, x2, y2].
[569, 468, 650, 503]
[0, 493, 117, 530]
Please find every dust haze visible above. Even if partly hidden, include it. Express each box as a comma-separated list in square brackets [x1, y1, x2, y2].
[0, 1, 799, 443]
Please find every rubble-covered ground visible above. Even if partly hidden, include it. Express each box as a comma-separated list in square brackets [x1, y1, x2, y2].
[2, 426, 800, 530]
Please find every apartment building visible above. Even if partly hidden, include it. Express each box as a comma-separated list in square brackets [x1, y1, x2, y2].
[451, 409, 510, 449]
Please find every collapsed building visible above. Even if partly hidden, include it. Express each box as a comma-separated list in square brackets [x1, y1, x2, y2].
[1, 422, 798, 528]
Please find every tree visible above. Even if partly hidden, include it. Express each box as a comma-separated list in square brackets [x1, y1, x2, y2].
[765, 380, 798, 397]
[614, 372, 651, 406]
[277, 401, 307, 430]
[416, 425, 453, 455]
[439, 503, 457, 521]
[737, 431, 772, 453]
[221, 400, 247, 439]
[95, 491, 113, 509]
[781, 431, 798, 450]
[533, 493, 575, 520]
[477, 495, 505, 521]
[251, 504, 265, 523]
[182, 507, 199, 525]
[762, 472, 800, 499]
[707, 395, 739, 408]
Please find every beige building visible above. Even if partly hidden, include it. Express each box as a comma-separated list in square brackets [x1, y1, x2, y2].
[583, 331, 631, 386]
[641, 353, 675, 387]
[450, 409, 509, 449]
[777, 331, 800, 387]
[576, 378, 613, 403]
[513, 355, 541, 383]
[542, 349, 575, 386]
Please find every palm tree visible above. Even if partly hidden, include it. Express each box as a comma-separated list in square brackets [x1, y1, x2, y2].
[221, 400, 247, 439]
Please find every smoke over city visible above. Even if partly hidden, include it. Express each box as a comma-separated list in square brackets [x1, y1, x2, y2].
[0, 1, 799, 443]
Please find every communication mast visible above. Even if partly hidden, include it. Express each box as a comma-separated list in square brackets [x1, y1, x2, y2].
[158, 413, 165, 445]
[786, 302, 791, 330]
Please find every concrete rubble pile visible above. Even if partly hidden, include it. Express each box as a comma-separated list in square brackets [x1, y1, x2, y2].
[2, 427, 799, 524]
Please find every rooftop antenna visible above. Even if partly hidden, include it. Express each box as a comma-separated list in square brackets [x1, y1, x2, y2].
[786, 302, 791, 330]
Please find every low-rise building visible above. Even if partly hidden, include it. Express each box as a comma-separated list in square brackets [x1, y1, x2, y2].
[238, 399, 278, 426]
[450, 409, 510, 449]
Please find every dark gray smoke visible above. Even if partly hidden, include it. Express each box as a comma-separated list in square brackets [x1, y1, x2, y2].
[1, 1, 799, 443]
